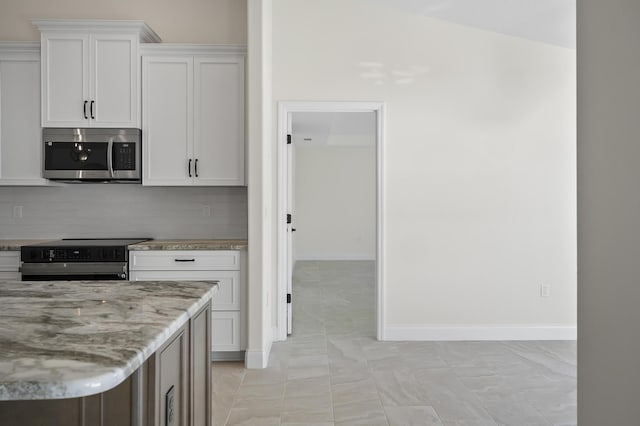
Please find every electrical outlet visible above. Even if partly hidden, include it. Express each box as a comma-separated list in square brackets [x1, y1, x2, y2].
[165, 385, 176, 426]
[12, 206, 23, 218]
[540, 284, 551, 297]
[202, 205, 211, 217]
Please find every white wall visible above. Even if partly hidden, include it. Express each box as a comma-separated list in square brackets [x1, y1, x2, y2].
[0, 0, 246, 43]
[294, 144, 376, 260]
[578, 1, 640, 423]
[272, 0, 576, 337]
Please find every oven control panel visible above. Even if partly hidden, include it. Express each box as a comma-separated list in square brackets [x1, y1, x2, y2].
[21, 247, 127, 262]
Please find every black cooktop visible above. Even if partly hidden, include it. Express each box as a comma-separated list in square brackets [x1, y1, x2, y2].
[24, 238, 150, 247]
[21, 238, 150, 263]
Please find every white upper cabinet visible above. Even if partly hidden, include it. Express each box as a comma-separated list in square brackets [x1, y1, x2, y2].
[33, 20, 160, 128]
[142, 55, 193, 185]
[0, 43, 50, 185]
[193, 56, 245, 186]
[142, 45, 245, 186]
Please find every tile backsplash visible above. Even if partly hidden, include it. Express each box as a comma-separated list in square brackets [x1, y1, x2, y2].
[0, 185, 247, 239]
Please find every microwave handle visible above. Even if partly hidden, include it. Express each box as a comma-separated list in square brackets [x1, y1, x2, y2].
[107, 137, 114, 178]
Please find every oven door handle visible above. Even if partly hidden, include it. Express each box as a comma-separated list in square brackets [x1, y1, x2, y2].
[21, 262, 128, 279]
[107, 137, 115, 178]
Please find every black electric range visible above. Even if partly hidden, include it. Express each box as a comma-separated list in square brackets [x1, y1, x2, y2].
[20, 238, 150, 281]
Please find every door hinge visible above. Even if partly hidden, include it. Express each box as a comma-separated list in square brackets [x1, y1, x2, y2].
[286, 214, 292, 224]
[287, 134, 292, 144]
[287, 293, 292, 304]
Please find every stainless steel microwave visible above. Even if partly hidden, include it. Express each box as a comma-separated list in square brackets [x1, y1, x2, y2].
[42, 128, 141, 182]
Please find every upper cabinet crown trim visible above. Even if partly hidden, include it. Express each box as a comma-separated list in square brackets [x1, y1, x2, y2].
[140, 44, 247, 57]
[0, 42, 39, 60]
[32, 19, 161, 43]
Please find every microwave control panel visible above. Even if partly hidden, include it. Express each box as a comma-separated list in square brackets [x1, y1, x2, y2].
[113, 143, 136, 170]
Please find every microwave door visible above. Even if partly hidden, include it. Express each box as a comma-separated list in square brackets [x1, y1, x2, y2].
[44, 141, 110, 179]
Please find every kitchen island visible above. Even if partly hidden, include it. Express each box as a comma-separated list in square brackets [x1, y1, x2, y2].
[0, 279, 217, 426]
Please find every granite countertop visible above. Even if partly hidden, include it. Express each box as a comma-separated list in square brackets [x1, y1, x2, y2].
[0, 280, 218, 401]
[0, 240, 54, 251]
[129, 239, 248, 251]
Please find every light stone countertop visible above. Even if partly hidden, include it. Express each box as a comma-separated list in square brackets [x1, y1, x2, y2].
[0, 240, 54, 251]
[129, 239, 248, 251]
[0, 280, 218, 401]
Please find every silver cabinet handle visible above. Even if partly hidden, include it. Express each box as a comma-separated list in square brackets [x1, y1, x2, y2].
[107, 137, 114, 178]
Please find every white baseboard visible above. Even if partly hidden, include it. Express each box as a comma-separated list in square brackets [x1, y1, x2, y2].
[244, 332, 274, 369]
[384, 324, 577, 341]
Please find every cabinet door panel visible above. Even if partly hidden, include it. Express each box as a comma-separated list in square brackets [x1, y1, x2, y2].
[193, 57, 244, 186]
[156, 326, 188, 426]
[190, 304, 210, 426]
[0, 252, 19, 271]
[42, 35, 89, 127]
[142, 56, 193, 186]
[0, 56, 48, 185]
[211, 311, 240, 351]
[92, 35, 137, 127]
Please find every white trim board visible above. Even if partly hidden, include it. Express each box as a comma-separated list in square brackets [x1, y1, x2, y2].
[245, 335, 273, 369]
[244, 349, 269, 369]
[385, 324, 577, 341]
[276, 101, 386, 343]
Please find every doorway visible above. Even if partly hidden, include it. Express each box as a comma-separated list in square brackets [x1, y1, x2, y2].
[276, 101, 385, 341]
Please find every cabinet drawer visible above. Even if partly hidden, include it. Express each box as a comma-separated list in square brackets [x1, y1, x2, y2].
[129, 250, 239, 271]
[212, 311, 241, 352]
[0, 252, 20, 272]
[130, 270, 240, 310]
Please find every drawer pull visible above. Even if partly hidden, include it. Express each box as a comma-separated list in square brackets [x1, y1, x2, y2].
[174, 258, 196, 262]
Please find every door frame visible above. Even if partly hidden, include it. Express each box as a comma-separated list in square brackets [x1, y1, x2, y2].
[276, 101, 386, 341]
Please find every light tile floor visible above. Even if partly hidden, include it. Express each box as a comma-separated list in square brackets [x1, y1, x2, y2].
[212, 261, 577, 426]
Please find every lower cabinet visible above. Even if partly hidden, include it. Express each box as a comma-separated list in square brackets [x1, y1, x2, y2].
[129, 250, 246, 359]
[0, 251, 20, 280]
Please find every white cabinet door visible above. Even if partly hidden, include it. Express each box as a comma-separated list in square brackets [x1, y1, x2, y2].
[41, 34, 89, 127]
[0, 45, 49, 185]
[142, 46, 245, 187]
[211, 311, 241, 351]
[193, 56, 245, 186]
[41, 33, 140, 128]
[142, 56, 193, 185]
[91, 34, 138, 127]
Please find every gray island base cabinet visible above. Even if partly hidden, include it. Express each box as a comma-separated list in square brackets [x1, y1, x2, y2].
[0, 302, 210, 426]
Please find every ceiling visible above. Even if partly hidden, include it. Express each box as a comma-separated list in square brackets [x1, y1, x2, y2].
[369, 0, 576, 49]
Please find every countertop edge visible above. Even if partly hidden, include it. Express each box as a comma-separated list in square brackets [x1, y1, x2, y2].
[0, 281, 218, 401]
[128, 240, 248, 251]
